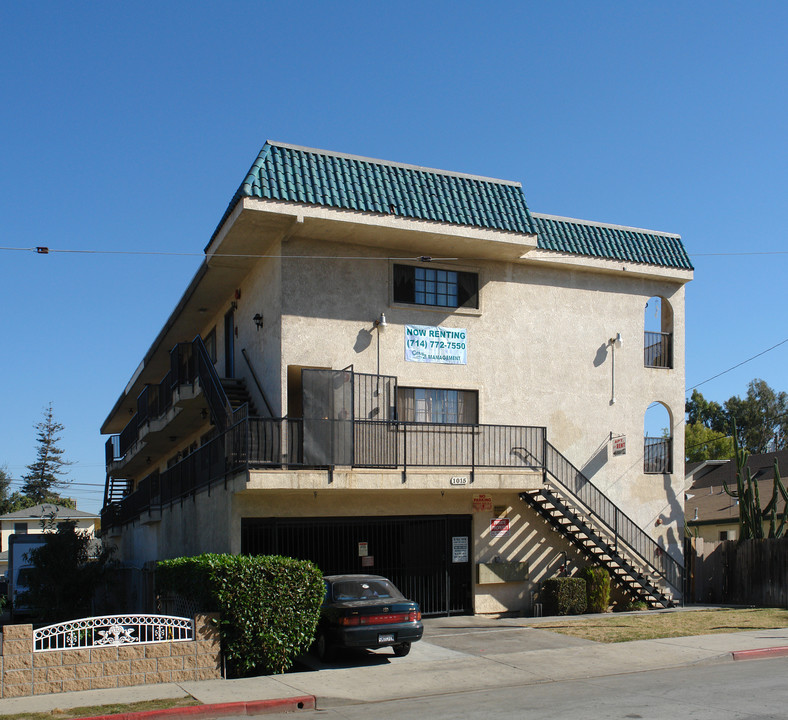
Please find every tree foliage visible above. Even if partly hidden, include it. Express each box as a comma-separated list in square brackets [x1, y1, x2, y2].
[685, 422, 734, 462]
[20, 521, 115, 622]
[21, 403, 74, 505]
[686, 380, 788, 456]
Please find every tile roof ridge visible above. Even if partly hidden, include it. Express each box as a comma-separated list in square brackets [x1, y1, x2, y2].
[265, 141, 523, 188]
[532, 211, 681, 239]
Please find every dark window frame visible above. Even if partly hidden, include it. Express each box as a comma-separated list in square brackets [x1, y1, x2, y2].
[393, 264, 479, 309]
[397, 386, 479, 424]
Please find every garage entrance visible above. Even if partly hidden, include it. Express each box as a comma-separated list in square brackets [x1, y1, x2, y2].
[241, 514, 473, 616]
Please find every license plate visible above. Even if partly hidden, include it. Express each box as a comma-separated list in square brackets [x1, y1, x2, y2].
[378, 633, 395, 643]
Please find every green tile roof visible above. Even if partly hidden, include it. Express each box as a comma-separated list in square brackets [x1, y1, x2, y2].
[209, 141, 692, 271]
[209, 141, 537, 246]
[532, 213, 693, 271]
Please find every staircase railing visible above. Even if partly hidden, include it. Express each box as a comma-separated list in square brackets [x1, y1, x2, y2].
[192, 336, 233, 433]
[543, 441, 683, 594]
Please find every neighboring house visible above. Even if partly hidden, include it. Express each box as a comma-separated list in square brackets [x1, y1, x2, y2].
[100, 141, 693, 615]
[0, 504, 99, 577]
[686, 450, 788, 541]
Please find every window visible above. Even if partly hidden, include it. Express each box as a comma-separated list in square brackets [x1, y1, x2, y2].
[14, 522, 28, 535]
[397, 387, 478, 424]
[393, 264, 478, 309]
[204, 327, 217, 363]
[719, 531, 730, 541]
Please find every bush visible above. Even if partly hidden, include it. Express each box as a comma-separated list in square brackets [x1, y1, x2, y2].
[580, 565, 611, 613]
[157, 554, 324, 675]
[542, 577, 587, 615]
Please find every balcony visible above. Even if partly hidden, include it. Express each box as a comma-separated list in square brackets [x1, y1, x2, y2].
[644, 436, 672, 474]
[102, 417, 547, 530]
[105, 341, 219, 478]
[644, 331, 672, 369]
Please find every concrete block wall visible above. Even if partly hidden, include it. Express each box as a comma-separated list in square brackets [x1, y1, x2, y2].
[0, 614, 221, 698]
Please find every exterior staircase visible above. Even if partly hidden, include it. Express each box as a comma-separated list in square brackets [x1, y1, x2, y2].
[520, 441, 682, 608]
[221, 378, 258, 417]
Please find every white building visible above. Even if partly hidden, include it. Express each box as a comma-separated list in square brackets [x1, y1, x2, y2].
[101, 142, 692, 614]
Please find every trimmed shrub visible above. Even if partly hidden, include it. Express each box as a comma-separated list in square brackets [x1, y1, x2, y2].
[157, 554, 324, 675]
[580, 565, 611, 613]
[542, 577, 587, 615]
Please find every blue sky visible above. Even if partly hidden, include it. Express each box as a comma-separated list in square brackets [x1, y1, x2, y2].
[2, 2, 786, 514]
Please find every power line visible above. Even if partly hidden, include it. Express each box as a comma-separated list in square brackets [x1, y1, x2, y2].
[0, 246, 455, 262]
[4, 244, 788, 261]
[686, 337, 788, 394]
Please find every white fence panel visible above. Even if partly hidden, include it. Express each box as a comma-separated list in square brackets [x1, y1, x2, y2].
[33, 614, 193, 652]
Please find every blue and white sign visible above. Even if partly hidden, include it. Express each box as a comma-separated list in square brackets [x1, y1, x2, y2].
[405, 325, 467, 364]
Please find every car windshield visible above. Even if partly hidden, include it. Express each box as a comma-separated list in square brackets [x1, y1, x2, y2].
[330, 578, 404, 602]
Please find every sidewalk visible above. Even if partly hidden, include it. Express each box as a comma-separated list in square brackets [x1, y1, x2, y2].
[3, 613, 788, 717]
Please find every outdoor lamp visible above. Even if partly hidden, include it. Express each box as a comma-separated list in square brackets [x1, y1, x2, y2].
[609, 332, 622, 404]
[374, 313, 387, 332]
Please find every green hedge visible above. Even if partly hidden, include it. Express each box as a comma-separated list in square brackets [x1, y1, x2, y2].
[157, 554, 324, 675]
[580, 565, 611, 613]
[542, 577, 587, 615]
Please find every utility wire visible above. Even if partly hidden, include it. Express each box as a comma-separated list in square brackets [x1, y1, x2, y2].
[0, 246, 455, 262]
[686, 337, 788, 394]
[4, 244, 788, 260]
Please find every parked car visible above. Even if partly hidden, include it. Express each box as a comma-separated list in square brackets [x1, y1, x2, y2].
[314, 574, 423, 660]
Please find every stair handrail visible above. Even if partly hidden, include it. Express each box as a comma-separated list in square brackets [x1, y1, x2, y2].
[241, 348, 275, 417]
[191, 335, 233, 433]
[543, 441, 683, 594]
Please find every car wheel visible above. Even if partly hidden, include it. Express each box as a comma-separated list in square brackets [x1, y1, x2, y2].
[392, 642, 411, 657]
[315, 632, 335, 662]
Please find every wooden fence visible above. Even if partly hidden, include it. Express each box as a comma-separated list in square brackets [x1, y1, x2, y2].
[685, 537, 788, 606]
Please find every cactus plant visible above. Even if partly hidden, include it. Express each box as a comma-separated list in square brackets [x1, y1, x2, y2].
[722, 421, 788, 539]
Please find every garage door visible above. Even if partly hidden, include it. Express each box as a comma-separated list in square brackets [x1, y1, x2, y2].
[242, 514, 472, 616]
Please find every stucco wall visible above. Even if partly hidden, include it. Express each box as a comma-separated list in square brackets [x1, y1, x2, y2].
[266, 235, 686, 559]
[108, 213, 689, 613]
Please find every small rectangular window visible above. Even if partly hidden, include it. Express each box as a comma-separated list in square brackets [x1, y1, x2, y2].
[204, 327, 217, 363]
[397, 387, 478, 424]
[14, 522, 28, 535]
[393, 264, 478, 309]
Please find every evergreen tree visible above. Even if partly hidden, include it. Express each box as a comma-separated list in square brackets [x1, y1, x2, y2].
[21, 404, 73, 504]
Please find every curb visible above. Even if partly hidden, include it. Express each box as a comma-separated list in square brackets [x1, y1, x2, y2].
[732, 646, 788, 661]
[76, 696, 317, 720]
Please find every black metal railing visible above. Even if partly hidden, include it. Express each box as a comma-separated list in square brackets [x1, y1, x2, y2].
[644, 331, 672, 369]
[106, 336, 231, 466]
[192, 336, 233, 433]
[644, 436, 673, 474]
[103, 417, 547, 529]
[543, 440, 682, 593]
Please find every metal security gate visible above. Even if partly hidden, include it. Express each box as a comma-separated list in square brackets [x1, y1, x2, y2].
[241, 515, 472, 616]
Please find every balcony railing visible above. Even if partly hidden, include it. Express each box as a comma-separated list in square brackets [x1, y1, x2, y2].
[102, 417, 547, 529]
[644, 436, 672, 474]
[644, 331, 672, 369]
[106, 337, 231, 466]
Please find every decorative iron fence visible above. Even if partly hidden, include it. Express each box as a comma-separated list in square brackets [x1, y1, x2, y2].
[33, 614, 193, 652]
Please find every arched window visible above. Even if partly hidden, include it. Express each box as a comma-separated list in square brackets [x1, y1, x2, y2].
[644, 402, 673, 473]
[644, 296, 673, 369]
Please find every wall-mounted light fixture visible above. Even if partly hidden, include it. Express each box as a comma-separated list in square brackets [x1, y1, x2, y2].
[609, 332, 623, 404]
[230, 300, 238, 312]
[373, 313, 387, 378]
[253, 313, 264, 331]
